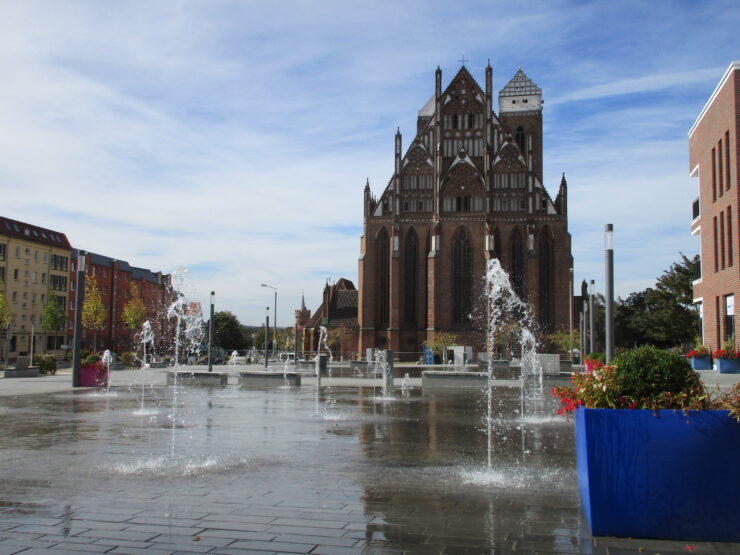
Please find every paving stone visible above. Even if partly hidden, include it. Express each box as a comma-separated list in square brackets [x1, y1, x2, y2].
[224, 539, 315, 553]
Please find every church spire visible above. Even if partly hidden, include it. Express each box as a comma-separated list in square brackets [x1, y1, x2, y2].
[555, 173, 568, 219]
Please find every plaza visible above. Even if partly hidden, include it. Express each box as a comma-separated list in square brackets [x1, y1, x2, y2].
[0, 367, 738, 554]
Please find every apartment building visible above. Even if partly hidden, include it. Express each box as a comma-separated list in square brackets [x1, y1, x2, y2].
[689, 61, 739, 349]
[0, 216, 72, 360]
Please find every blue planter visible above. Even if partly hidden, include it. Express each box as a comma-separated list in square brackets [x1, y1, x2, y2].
[716, 357, 740, 374]
[689, 355, 712, 370]
[576, 408, 740, 541]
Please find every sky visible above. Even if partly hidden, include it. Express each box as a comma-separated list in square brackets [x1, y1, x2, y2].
[0, 0, 737, 326]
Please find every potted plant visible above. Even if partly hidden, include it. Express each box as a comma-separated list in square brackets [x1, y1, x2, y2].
[552, 345, 740, 541]
[685, 336, 711, 370]
[713, 340, 740, 374]
[79, 353, 108, 387]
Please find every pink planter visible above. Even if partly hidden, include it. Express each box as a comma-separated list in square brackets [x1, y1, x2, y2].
[79, 365, 108, 387]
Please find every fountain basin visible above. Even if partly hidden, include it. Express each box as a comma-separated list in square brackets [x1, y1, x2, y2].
[422, 370, 520, 389]
[238, 371, 301, 387]
[166, 371, 228, 386]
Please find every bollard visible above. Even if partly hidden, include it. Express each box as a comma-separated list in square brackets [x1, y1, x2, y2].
[381, 349, 394, 388]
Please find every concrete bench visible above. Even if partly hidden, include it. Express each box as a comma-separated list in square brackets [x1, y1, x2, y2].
[4, 356, 40, 378]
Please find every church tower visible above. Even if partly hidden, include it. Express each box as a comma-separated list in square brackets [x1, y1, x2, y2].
[358, 63, 573, 354]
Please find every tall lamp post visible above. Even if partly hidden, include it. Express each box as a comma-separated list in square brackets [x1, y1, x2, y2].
[72, 251, 86, 387]
[605, 224, 615, 363]
[589, 279, 595, 354]
[208, 291, 215, 372]
[264, 306, 269, 369]
[261, 284, 277, 358]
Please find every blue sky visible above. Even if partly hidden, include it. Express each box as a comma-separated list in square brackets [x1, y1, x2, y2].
[0, 0, 737, 326]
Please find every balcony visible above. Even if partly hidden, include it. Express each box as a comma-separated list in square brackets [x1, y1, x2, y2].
[692, 197, 700, 221]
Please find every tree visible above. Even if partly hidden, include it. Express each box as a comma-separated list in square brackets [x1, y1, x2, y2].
[423, 331, 459, 359]
[0, 281, 10, 330]
[547, 326, 579, 354]
[122, 283, 147, 333]
[41, 293, 66, 350]
[212, 311, 247, 350]
[81, 275, 106, 351]
[625, 254, 698, 348]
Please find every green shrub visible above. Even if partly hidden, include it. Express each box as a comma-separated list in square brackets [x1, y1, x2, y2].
[584, 352, 606, 363]
[83, 353, 101, 366]
[611, 345, 700, 404]
[33, 354, 57, 375]
[119, 352, 137, 369]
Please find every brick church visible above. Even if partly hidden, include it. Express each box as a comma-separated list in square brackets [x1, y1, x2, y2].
[356, 63, 573, 354]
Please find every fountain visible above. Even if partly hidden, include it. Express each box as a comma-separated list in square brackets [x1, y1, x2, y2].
[134, 321, 155, 413]
[101, 349, 113, 394]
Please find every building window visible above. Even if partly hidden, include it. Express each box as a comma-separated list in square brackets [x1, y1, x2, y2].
[516, 126, 525, 153]
[539, 231, 553, 330]
[15, 246, 19, 258]
[13, 269, 18, 280]
[727, 206, 733, 267]
[0, 267, 4, 281]
[453, 228, 472, 325]
[720, 211, 726, 270]
[718, 138, 724, 196]
[50, 254, 68, 271]
[726, 131, 732, 191]
[726, 295, 735, 344]
[404, 229, 417, 325]
[377, 228, 390, 325]
[713, 217, 719, 272]
[512, 228, 525, 298]
[12, 292, 17, 303]
[42, 253, 47, 263]
[41, 273, 46, 284]
[711, 148, 717, 202]
[0, 244, 5, 261]
[695, 301, 703, 341]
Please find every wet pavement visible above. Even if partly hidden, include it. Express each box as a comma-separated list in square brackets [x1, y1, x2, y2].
[0, 375, 738, 554]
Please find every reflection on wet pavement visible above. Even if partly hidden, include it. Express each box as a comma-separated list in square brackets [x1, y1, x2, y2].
[0, 381, 734, 553]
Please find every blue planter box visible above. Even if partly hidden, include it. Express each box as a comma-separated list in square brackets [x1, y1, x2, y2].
[716, 357, 740, 374]
[576, 408, 740, 541]
[689, 355, 712, 370]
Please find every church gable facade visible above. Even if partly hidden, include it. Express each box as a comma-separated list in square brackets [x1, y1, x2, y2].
[358, 64, 573, 354]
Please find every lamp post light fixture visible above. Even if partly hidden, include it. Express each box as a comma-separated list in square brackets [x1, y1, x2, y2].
[72, 251, 86, 387]
[208, 291, 215, 373]
[604, 224, 615, 363]
[260, 284, 277, 358]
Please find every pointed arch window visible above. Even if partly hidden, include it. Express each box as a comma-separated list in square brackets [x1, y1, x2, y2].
[516, 126, 525, 154]
[453, 228, 472, 324]
[377, 229, 390, 325]
[404, 229, 418, 324]
[511, 228, 525, 299]
[493, 228, 501, 259]
[539, 230, 552, 329]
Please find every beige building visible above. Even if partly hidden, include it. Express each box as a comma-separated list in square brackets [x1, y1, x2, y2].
[0, 216, 72, 361]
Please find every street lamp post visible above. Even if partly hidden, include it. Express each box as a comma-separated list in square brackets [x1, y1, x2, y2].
[261, 284, 277, 358]
[605, 224, 615, 363]
[264, 306, 269, 369]
[72, 251, 86, 387]
[589, 279, 595, 354]
[208, 291, 215, 372]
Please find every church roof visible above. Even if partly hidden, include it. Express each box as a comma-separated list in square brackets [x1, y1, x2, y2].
[499, 68, 541, 97]
[418, 94, 435, 116]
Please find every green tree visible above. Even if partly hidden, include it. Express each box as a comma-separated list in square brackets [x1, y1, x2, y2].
[81, 275, 106, 351]
[41, 292, 66, 343]
[122, 282, 147, 332]
[0, 281, 10, 330]
[629, 254, 698, 348]
[423, 331, 460, 359]
[547, 325, 579, 354]
[212, 311, 247, 350]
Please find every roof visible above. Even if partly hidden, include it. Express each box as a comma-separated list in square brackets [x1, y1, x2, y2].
[418, 94, 435, 116]
[72, 249, 167, 284]
[0, 216, 72, 250]
[499, 68, 541, 97]
[688, 61, 740, 138]
[304, 278, 359, 330]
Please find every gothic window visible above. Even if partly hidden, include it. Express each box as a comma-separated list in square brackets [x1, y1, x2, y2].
[516, 127, 525, 153]
[539, 230, 552, 330]
[453, 228, 472, 324]
[452, 114, 458, 129]
[511, 228, 525, 298]
[468, 113, 474, 128]
[404, 229, 417, 324]
[377, 229, 390, 325]
[493, 228, 501, 259]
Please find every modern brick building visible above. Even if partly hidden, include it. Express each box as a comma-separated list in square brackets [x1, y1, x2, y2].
[0, 216, 72, 360]
[68, 251, 173, 354]
[689, 61, 739, 349]
[357, 64, 573, 354]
